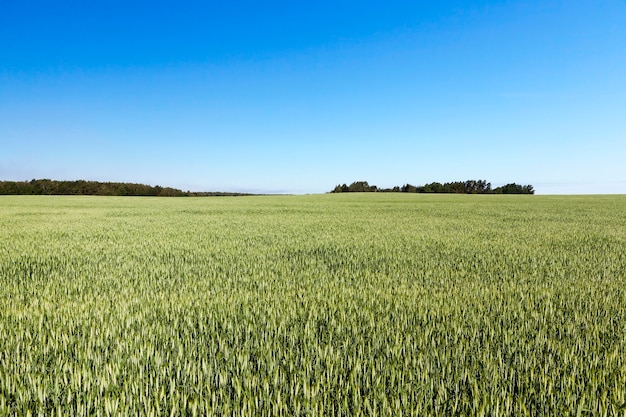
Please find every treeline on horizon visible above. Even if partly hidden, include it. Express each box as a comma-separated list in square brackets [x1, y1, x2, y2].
[0, 179, 250, 197]
[331, 180, 535, 194]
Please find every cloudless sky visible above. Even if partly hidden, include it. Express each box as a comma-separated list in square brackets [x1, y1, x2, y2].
[1, 1, 625, 193]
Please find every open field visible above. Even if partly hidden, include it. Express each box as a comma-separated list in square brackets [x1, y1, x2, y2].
[1, 194, 625, 416]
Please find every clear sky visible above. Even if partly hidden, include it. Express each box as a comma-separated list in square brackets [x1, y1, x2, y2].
[1, 1, 625, 194]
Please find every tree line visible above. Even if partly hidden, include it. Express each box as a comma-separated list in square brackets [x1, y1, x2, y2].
[0, 179, 250, 196]
[330, 180, 534, 194]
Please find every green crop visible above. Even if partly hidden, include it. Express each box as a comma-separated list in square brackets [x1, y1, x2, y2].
[1, 194, 625, 416]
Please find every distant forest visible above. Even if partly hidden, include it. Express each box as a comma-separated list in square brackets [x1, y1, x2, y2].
[0, 179, 250, 196]
[331, 180, 534, 194]
[0, 178, 534, 196]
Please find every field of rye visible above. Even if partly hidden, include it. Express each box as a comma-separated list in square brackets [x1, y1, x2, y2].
[1, 194, 625, 416]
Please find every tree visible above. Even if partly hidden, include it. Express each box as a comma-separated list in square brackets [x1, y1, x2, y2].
[329, 179, 532, 194]
[348, 181, 377, 192]
[493, 183, 535, 194]
[331, 184, 349, 193]
[422, 182, 444, 193]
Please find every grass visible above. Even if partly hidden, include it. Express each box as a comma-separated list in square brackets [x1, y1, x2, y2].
[1, 194, 625, 416]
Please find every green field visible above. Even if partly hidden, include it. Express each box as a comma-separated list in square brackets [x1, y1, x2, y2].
[1, 194, 625, 416]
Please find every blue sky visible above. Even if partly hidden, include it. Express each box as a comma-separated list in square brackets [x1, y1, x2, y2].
[1, 1, 625, 194]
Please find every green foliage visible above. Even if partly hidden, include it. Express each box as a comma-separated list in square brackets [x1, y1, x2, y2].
[493, 183, 535, 194]
[332, 181, 377, 193]
[331, 180, 534, 194]
[1, 194, 625, 415]
[0, 179, 189, 196]
[0, 179, 255, 197]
